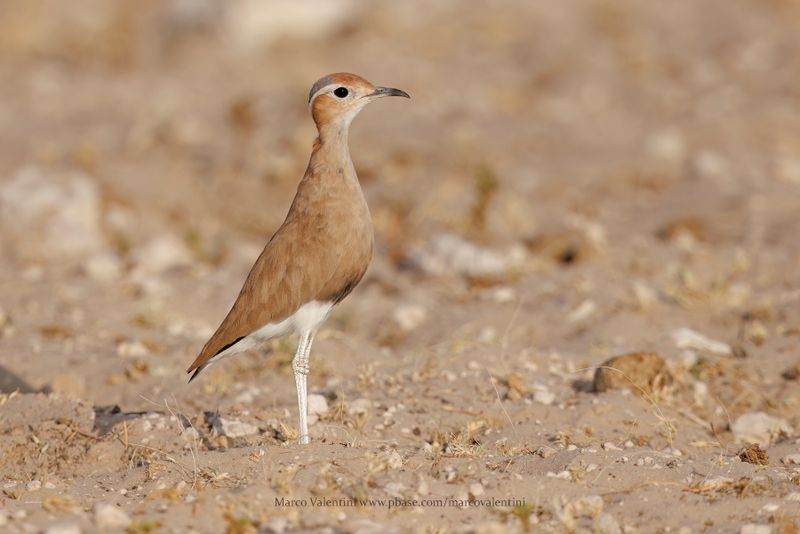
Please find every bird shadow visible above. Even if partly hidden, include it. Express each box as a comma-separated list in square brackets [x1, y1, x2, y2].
[0, 364, 37, 394]
[571, 378, 596, 393]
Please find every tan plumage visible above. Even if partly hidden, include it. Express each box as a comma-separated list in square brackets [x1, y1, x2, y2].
[186, 73, 409, 444]
[186, 144, 373, 377]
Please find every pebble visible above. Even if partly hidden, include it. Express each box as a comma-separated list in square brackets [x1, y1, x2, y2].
[492, 287, 516, 303]
[469, 482, 484, 496]
[0, 167, 105, 259]
[26, 480, 41, 492]
[386, 451, 403, 470]
[567, 299, 596, 323]
[671, 328, 732, 356]
[94, 503, 131, 529]
[646, 127, 687, 163]
[603, 442, 622, 451]
[567, 495, 604, 517]
[347, 398, 372, 415]
[262, 517, 289, 534]
[45, 524, 82, 534]
[781, 454, 800, 465]
[210, 416, 259, 438]
[632, 281, 658, 310]
[731, 412, 793, 446]
[411, 233, 511, 278]
[83, 251, 122, 282]
[116, 340, 150, 358]
[306, 393, 329, 425]
[740, 525, 772, 534]
[595, 512, 622, 534]
[225, 0, 358, 52]
[533, 390, 555, 405]
[785, 492, 800, 501]
[131, 234, 193, 275]
[392, 305, 427, 332]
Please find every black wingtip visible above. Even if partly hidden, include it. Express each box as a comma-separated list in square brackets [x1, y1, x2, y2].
[187, 367, 203, 384]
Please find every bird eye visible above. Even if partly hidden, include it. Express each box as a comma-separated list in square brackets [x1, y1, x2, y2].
[333, 87, 349, 98]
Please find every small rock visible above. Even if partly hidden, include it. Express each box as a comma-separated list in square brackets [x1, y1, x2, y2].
[210, 416, 259, 438]
[181, 427, 200, 442]
[740, 525, 772, 534]
[469, 482, 484, 497]
[595, 513, 622, 534]
[657, 217, 707, 245]
[94, 503, 131, 529]
[567, 299, 596, 323]
[131, 234, 193, 275]
[347, 398, 371, 415]
[738, 443, 769, 465]
[785, 492, 800, 501]
[533, 390, 555, 405]
[234, 386, 261, 404]
[781, 454, 800, 465]
[49, 373, 86, 400]
[225, 0, 359, 51]
[671, 328, 732, 356]
[116, 340, 150, 358]
[492, 287, 516, 303]
[308, 394, 329, 417]
[731, 412, 793, 446]
[646, 127, 687, 163]
[593, 352, 672, 396]
[0, 167, 105, 259]
[45, 524, 82, 534]
[392, 305, 427, 332]
[478, 326, 497, 343]
[384, 482, 405, 498]
[26, 480, 41, 492]
[632, 281, 658, 310]
[412, 233, 511, 278]
[386, 451, 403, 470]
[262, 517, 289, 534]
[82, 251, 122, 282]
[566, 495, 604, 518]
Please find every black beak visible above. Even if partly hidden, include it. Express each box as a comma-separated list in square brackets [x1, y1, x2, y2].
[369, 86, 410, 99]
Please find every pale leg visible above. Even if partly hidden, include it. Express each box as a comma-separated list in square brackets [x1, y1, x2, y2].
[292, 331, 315, 445]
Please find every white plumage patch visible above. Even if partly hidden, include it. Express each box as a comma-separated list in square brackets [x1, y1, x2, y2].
[201, 301, 333, 369]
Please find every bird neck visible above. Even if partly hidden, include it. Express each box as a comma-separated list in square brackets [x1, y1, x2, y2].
[310, 122, 355, 177]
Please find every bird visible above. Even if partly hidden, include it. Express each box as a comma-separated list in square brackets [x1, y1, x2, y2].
[186, 73, 409, 445]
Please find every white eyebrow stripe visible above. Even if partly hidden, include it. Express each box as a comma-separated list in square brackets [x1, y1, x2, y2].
[308, 83, 341, 109]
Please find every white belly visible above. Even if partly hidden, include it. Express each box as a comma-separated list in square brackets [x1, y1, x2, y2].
[210, 300, 333, 364]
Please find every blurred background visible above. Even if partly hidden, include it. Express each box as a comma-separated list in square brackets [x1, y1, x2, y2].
[0, 0, 799, 410]
[1, 1, 800, 530]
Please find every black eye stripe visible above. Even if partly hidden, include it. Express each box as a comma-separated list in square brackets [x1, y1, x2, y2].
[333, 87, 349, 98]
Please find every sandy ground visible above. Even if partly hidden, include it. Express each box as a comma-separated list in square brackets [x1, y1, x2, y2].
[1, 0, 800, 532]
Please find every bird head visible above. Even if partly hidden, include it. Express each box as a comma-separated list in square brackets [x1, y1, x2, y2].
[308, 73, 409, 130]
